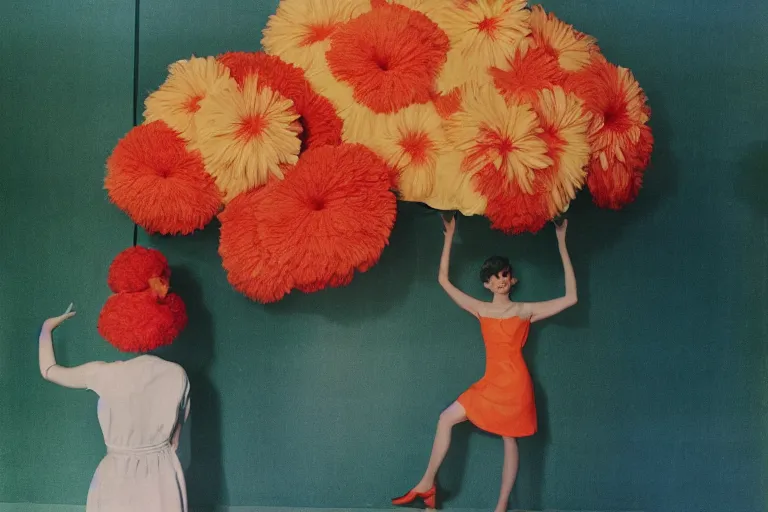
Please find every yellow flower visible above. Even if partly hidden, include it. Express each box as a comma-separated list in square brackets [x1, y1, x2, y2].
[525, 5, 596, 72]
[425, 0, 530, 92]
[534, 86, 591, 214]
[190, 75, 302, 201]
[381, 104, 448, 201]
[340, 103, 447, 202]
[261, 0, 370, 72]
[143, 56, 237, 142]
[445, 83, 552, 193]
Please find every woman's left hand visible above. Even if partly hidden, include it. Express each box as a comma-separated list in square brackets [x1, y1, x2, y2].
[42, 304, 76, 332]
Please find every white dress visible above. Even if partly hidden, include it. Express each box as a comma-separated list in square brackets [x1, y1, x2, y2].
[85, 354, 190, 512]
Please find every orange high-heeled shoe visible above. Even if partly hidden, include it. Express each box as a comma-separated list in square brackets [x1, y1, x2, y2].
[392, 485, 437, 508]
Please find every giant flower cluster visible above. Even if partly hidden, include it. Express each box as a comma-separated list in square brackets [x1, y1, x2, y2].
[104, 0, 653, 302]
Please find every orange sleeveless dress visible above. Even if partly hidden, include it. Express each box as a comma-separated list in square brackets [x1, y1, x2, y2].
[457, 316, 537, 438]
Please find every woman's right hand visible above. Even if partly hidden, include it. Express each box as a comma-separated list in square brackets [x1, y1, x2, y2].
[442, 214, 456, 238]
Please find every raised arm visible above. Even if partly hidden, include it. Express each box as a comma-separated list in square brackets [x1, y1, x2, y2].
[527, 220, 578, 323]
[438, 215, 485, 317]
[39, 306, 105, 389]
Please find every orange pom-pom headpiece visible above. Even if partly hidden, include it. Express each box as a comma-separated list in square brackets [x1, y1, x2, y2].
[98, 247, 187, 352]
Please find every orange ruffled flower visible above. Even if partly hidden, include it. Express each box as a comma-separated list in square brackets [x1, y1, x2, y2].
[326, 2, 450, 113]
[143, 56, 237, 142]
[189, 75, 303, 202]
[475, 163, 552, 234]
[218, 144, 397, 303]
[105, 121, 221, 235]
[217, 51, 343, 150]
[586, 126, 653, 209]
[565, 57, 653, 209]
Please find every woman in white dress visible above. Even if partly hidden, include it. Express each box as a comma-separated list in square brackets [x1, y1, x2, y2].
[39, 305, 191, 512]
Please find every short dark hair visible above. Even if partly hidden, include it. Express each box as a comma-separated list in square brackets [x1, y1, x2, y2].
[480, 256, 513, 283]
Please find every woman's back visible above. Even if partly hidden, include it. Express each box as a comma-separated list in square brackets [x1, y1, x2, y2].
[86, 354, 189, 512]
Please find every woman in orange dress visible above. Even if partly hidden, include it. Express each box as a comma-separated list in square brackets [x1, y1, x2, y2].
[392, 214, 577, 511]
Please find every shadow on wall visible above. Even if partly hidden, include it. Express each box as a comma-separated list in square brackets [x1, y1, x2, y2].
[264, 201, 433, 325]
[155, 266, 227, 509]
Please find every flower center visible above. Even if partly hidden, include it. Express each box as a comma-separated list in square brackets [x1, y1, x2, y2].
[398, 131, 433, 165]
[477, 17, 500, 36]
[301, 22, 337, 46]
[184, 94, 204, 113]
[236, 114, 267, 141]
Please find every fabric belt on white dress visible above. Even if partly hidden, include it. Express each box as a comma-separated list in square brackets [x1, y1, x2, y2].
[106, 440, 172, 455]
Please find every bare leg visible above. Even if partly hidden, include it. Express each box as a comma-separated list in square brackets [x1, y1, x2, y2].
[494, 437, 519, 512]
[413, 401, 467, 492]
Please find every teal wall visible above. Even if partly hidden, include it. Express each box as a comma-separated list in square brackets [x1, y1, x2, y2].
[1, 1, 766, 512]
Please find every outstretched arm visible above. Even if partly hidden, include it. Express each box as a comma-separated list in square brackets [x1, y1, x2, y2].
[39, 306, 105, 389]
[527, 220, 578, 323]
[438, 215, 485, 317]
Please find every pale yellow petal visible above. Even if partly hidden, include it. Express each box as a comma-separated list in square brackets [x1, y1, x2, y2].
[143, 56, 237, 142]
[534, 86, 591, 214]
[527, 5, 596, 72]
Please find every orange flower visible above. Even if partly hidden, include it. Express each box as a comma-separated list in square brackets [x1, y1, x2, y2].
[491, 46, 566, 105]
[105, 121, 221, 235]
[218, 144, 397, 303]
[475, 163, 552, 234]
[586, 126, 653, 209]
[565, 57, 653, 208]
[326, 2, 450, 113]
